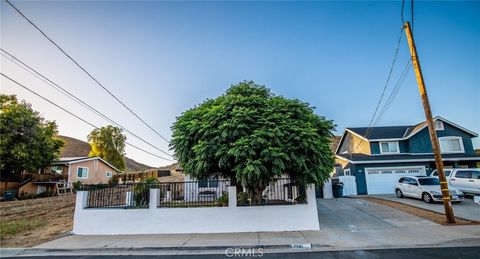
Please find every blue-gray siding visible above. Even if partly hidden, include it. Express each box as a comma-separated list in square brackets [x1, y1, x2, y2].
[369, 123, 475, 155]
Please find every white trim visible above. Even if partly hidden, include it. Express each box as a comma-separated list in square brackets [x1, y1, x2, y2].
[335, 129, 370, 155]
[367, 117, 478, 141]
[346, 129, 370, 142]
[379, 141, 400, 154]
[335, 154, 480, 165]
[335, 155, 353, 163]
[64, 157, 120, 172]
[344, 169, 351, 176]
[76, 166, 89, 179]
[439, 136, 465, 154]
[334, 129, 347, 154]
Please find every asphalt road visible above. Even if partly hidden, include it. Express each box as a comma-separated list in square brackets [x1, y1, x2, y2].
[7, 247, 480, 259]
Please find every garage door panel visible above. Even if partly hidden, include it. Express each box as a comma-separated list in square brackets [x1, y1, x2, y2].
[365, 166, 426, 195]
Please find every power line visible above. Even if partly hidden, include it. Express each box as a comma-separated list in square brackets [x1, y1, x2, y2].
[370, 61, 412, 128]
[0, 72, 175, 162]
[0, 48, 173, 159]
[5, 0, 171, 144]
[401, 0, 406, 24]
[354, 26, 404, 148]
[411, 0, 414, 30]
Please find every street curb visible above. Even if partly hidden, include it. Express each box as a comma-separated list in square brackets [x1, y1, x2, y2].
[5, 240, 480, 257]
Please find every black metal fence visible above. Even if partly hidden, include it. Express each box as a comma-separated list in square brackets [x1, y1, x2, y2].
[157, 180, 230, 208]
[78, 178, 306, 209]
[80, 183, 151, 209]
[237, 178, 307, 206]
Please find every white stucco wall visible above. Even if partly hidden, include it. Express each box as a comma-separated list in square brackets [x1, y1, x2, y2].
[73, 185, 320, 235]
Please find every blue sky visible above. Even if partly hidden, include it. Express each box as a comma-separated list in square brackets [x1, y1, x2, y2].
[1, 1, 479, 167]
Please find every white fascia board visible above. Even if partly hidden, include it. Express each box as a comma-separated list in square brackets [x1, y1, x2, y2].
[349, 157, 480, 164]
[364, 116, 478, 142]
[67, 157, 121, 172]
[335, 155, 353, 163]
[345, 129, 370, 142]
[334, 129, 347, 154]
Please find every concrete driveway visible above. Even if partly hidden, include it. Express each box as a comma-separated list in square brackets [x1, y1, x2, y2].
[316, 198, 437, 231]
[370, 194, 480, 221]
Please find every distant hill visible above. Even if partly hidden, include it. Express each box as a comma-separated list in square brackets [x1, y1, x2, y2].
[56, 135, 153, 172]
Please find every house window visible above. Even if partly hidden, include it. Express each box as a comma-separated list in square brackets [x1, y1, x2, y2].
[439, 137, 464, 153]
[435, 120, 444, 130]
[344, 169, 351, 176]
[106, 171, 112, 177]
[379, 141, 399, 154]
[198, 177, 218, 188]
[76, 167, 89, 179]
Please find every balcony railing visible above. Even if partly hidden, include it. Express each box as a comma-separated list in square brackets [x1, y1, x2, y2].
[21, 173, 67, 183]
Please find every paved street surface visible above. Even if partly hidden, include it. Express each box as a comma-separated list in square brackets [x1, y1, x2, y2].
[370, 194, 480, 221]
[3, 247, 480, 258]
[2, 198, 479, 257]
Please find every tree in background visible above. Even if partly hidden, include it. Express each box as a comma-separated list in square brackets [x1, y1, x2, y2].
[0, 95, 64, 178]
[170, 81, 335, 204]
[88, 125, 126, 171]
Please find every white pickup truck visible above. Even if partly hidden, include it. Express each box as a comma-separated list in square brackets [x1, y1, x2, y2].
[431, 168, 480, 195]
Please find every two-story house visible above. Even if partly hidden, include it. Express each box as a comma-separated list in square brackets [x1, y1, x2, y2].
[17, 156, 120, 196]
[335, 117, 480, 195]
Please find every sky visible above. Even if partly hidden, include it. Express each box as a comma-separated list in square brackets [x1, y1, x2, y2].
[1, 1, 479, 167]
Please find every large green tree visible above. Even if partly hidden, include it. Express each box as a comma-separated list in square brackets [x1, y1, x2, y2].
[0, 95, 64, 178]
[170, 81, 335, 203]
[88, 125, 126, 171]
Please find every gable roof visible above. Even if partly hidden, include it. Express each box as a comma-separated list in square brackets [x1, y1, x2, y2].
[347, 126, 411, 140]
[335, 116, 478, 155]
[346, 116, 478, 142]
[336, 153, 480, 164]
[51, 156, 121, 172]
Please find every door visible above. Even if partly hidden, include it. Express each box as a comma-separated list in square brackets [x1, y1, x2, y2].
[450, 170, 471, 192]
[470, 171, 480, 194]
[404, 178, 420, 198]
[365, 166, 426, 195]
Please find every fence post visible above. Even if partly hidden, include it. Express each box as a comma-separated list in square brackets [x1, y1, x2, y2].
[76, 190, 88, 210]
[150, 189, 159, 209]
[307, 184, 316, 205]
[228, 186, 237, 208]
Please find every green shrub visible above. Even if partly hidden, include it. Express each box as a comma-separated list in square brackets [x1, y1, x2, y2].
[217, 192, 228, 206]
[237, 192, 249, 206]
[133, 177, 159, 207]
[108, 175, 119, 185]
[72, 181, 82, 191]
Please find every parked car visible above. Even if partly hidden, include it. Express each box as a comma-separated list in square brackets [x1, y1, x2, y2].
[395, 176, 464, 203]
[431, 169, 480, 195]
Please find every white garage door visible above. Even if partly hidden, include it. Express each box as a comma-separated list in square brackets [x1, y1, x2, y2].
[365, 166, 426, 194]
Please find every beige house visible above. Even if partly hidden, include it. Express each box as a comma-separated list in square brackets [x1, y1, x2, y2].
[18, 157, 120, 196]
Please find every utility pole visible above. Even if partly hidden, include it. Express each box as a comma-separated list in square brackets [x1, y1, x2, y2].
[404, 21, 455, 223]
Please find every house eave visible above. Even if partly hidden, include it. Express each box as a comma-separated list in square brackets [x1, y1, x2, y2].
[339, 156, 480, 165]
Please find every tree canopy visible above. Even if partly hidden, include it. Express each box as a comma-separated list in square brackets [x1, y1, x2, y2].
[88, 125, 126, 171]
[170, 81, 335, 202]
[0, 95, 64, 177]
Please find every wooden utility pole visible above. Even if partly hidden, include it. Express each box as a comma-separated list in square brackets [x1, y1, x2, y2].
[404, 21, 455, 223]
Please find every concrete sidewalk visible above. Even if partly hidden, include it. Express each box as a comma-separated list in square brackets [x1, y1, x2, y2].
[3, 198, 480, 257]
[2, 225, 479, 257]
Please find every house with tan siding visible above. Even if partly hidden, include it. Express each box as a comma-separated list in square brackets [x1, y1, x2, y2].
[17, 157, 120, 196]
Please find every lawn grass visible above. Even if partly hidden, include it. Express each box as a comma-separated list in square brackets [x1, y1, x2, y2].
[0, 219, 43, 237]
